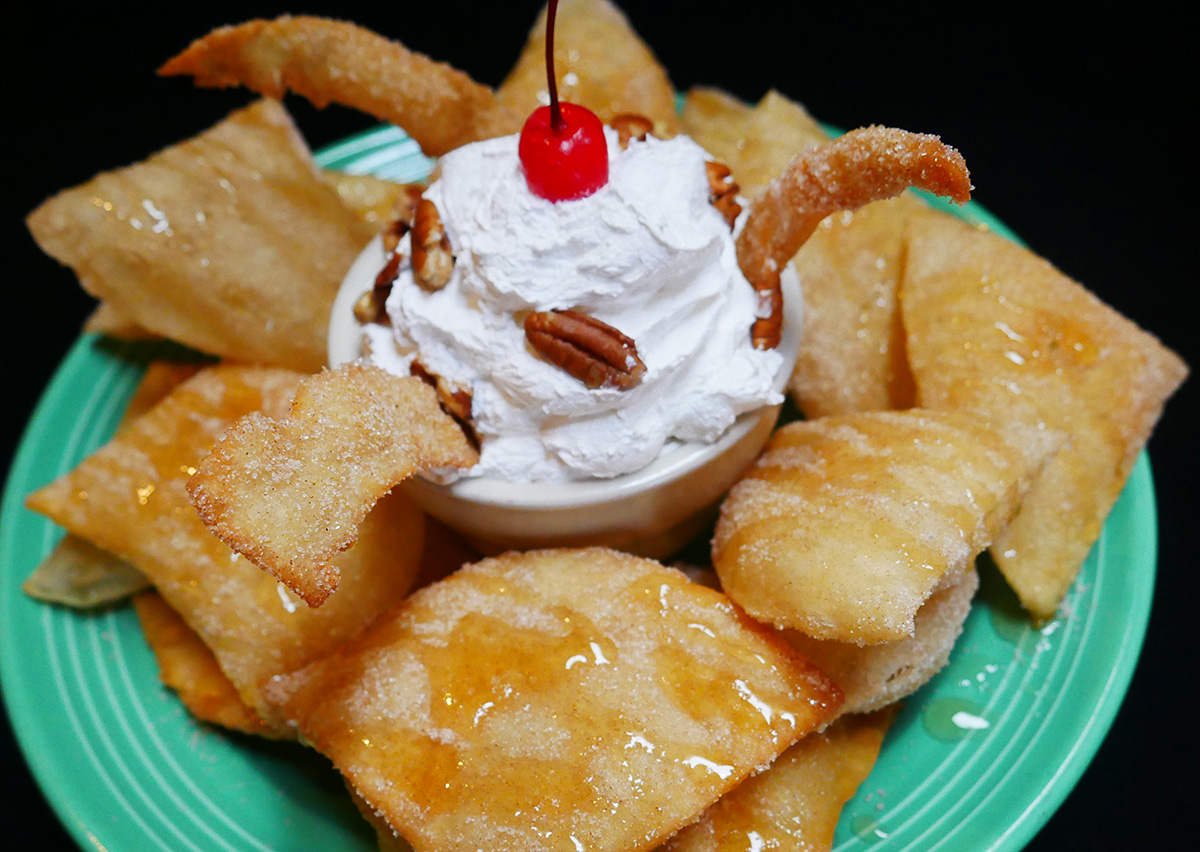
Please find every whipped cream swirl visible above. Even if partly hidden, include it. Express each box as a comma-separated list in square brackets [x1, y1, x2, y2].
[361, 130, 788, 482]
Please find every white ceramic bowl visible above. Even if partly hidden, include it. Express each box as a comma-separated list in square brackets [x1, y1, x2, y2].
[328, 248, 802, 559]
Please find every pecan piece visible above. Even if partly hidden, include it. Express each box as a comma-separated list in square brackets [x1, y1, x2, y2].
[410, 360, 479, 450]
[411, 198, 455, 291]
[353, 250, 405, 324]
[387, 183, 425, 238]
[611, 113, 654, 149]
[382, 216, 412, 255]
[750, 266, 784, 351]
[524, 309, 647, 390]
[705, 160, 743, 230]
[353, 288, 387, 324]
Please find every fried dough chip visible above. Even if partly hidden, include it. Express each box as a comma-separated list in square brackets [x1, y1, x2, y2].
[159, 16, 505, 156]
[123, 361, 208, 417]
[734, 90, 830, 202]
[411, 517, 479, 592]
[496, 0, 680, 138]
[27, 99, 375, 372]
[661, 710, 893, 852]
[26, 365, 427, 726]
[789, 194, 925, 418]
[679, 87, 752, 171]
[902, 210, 1188, 619]
[348, 784, 416, 852]
[713, 410, 1059, 644]
[23, 361, 202, 608]
[736, 126, 971, 349]
[188, 363, 478, 607]
[82, 302, 158, 341]
[134, 591, 278, 737]
[679, 88, 829, 203]
[266, 548, 841, 852]
[22, 536, 150, 609]
[78, 172, 401, 345]
[786, 568, 979, 717]
[320, 170, 420, 231]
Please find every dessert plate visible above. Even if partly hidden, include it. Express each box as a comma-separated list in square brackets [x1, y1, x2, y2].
[0, 127, 1157, 852]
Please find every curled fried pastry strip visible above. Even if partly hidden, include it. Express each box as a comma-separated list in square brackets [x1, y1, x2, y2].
[737, 126, 971, 348]
[188, 363, 478, 607]
[159, 15, 509, 156]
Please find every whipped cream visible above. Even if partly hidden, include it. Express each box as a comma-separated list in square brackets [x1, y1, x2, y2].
[359, 130, 789, 482]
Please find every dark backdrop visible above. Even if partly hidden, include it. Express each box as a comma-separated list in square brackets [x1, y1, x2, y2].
[3, 2, 1196, 849]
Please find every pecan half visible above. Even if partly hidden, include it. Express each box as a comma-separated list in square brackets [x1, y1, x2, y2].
[411, 198, 455, 291]
[611, 113, 654, 149]
[524, 309, 647, 390]
[705, 160, 743, 230]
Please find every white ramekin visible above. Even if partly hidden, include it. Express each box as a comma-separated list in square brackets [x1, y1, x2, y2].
[328, 241, 802, 559]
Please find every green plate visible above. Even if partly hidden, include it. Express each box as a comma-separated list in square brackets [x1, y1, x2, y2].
[0, 127, 1157, 852]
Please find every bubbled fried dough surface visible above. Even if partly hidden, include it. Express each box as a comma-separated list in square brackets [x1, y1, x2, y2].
[133, 591, 279, 738]
[266, 548, 841, 852]
[188, 364, 478, 607]
[788, 194, 925, 418]
[713, 410, 1059, 645]
[25, 365, 427, 729]
[25, 99, 373, 373]
[660, 710, 893, 852]
[902, 209, 1188, 620]
[785, 568, 980, 718]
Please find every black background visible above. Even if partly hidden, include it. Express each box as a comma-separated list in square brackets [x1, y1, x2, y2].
[3, 2, 1196, 849]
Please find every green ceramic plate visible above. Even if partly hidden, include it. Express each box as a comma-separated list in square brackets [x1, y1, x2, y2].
[0, 127, 1157, 852]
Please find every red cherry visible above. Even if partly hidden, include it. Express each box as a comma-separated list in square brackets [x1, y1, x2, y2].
[517, 0, 609, 202]
[519, 103, 609, 201]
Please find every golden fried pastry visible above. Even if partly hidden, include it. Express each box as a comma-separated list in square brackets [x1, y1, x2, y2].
[902, 209, 1188, 619]
[679, 88, 829, 204]
[82, 302, 158, 340]
[733, 89, 830, 201]
[133, 591, 278, 737]
[661, 709, 893, 852]
[27, 99, 375, 372]
[786, 568, 979, 716]
[188, 363, 478, 607]
[22, 536, 150, 609]
[22, 361, 202, 608]
[26, 365, 427, 728]
[736, 126, 971, 349]
[348, 784, 417, 852]
[266, 548, 841, 852]
[497, 0, 680, 138]
[159, 15, 506, 156]
[410, 517, 480, 592]
[713, 410, 1058, 644]
[679, 87, 752, 172]
[319, 170, 423, 232]
[788, 194, 926, 418]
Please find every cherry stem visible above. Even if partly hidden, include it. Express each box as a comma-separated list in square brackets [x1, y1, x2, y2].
[545, 0, 564, 133]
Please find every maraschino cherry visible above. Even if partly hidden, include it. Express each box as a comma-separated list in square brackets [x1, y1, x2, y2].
[518, 0, 608, 201]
